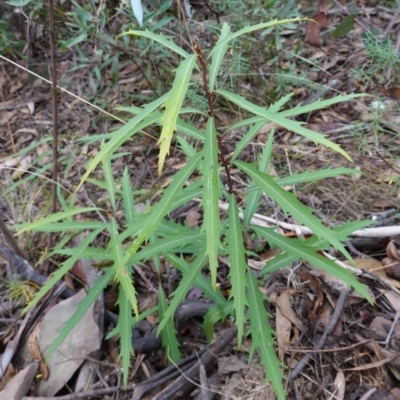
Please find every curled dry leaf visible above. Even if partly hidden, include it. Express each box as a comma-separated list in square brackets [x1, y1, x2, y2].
[384, 241, 400, 280]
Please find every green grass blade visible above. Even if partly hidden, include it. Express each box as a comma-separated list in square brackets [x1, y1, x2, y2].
[202, 118, 221, 289]
[227, 194, 248, 348]
[235, 160, 352, 261]
[246, 271, 286, 400]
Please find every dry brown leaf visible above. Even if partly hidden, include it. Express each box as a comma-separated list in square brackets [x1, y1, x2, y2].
[333, 370, 345, 400]
[276, 291, 293, 361]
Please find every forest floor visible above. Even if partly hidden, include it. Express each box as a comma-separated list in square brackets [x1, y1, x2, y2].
[1, 0, 400, 399]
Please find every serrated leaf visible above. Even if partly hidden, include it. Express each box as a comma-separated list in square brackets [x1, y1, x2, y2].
[209, 23, 231, 92]
[216, 89, 353, 161]
[77, 96, 167, 191]
[227, 194, 248, 348]
[16, 207, 100, 234]
[125, 151, 202, 258]
[158, 285, 181, 362]
[158, 250, 207, 333]
[23, 227, 104, 313]
[119, 30, 191, 59]
[115, 289, 135, 387]
[208, 18, 303, 60]
[246, 271, 286, 400]
[158, 55, 197, 174]
[121, 168, 135, 224]
[276, 167, 358, 186]
[235, 161, 352, 261]
[253, 226, 372, 302]
[102, 155, 116, 211]
[201, 118, 221, 289]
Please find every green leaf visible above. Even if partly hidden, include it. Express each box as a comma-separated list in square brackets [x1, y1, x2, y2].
[118, 29, 191, 59]
[121, 168, 136, 224]
[253, 226, 372, 302]
[227, 194, 248, 348]
[276, 167, 358, 186]
[158, 285, 182, 362]
[109, 219, 139, 316]
[280, 93, 365, 117]
[126, 151, 202, 257]
[235, 160, 352, 260]
[243, 130, 275, 225]
[246, 271, 286, 400]
[216, 89, 352, 161]
[203, 302, 233, 342]
[201, 118, 221, 289]
[102, 155, 116, 211]
[158, 250, 207, 333]
[23, 228, 104, 313]
[232, 120, 266, 161]
[208, 23, 231, 92]
[159, 55, 197, 174]
[77, 96, 167, 191]
[115, 288, 135, 387]
[207, 18, 303, 60]
[16, 208, 100, 234]
[331, 14, 356, 37]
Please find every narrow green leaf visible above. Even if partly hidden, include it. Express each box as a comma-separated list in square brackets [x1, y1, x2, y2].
[23, 228, 104, 313]
[158, 250, 207, 333]
[216, 89, 352, 161]
[159, 55, 197, 174]
[209, 23, 231, 91]
[16, 208, 100, 234]
[208, 18, 303, 60]
[203, 302, 233, 342]
[77, 95, 168, 191]
[115, 289, 135, 387]
[158, 285, 182, 362]
[102, 155, 116, 211]
[243, 129, 275, 225]
[227, 194, 248, 348]
[280, 93, 365, 117]
[246, 271, 286, 400]
[235, 161, 352, 260]
[126, 151, 202, 257]
[201, 118, 221, 289]
[118, 29, 191, 59]
[232, 120, 266, 161]
[109, 218, 138, 316]
[121, 168, 135, 223]
[253, 226, 372, 302]
[276, 167, 359, 186]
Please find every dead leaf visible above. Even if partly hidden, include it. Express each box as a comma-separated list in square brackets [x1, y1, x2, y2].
[276, 291, 293, 361]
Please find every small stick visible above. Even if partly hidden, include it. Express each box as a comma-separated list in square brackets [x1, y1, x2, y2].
[289, 289, 348, 381]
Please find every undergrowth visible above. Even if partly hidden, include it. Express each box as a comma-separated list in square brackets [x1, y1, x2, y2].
[13, 19, 375, 399]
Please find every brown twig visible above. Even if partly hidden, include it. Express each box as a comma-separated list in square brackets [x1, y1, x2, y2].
[194, 41, 234, 194]
[289, 288, 348, 381]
